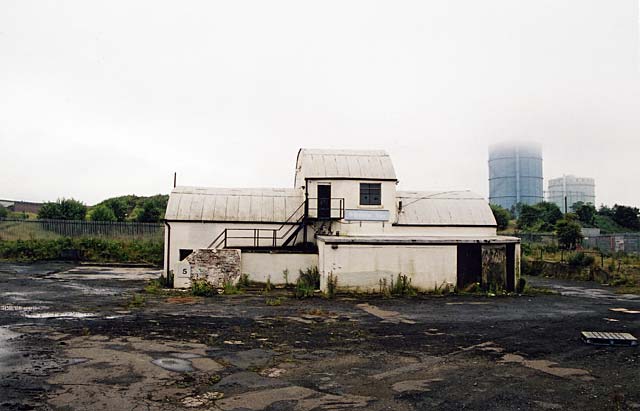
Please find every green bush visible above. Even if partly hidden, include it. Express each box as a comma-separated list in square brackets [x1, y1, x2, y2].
[38, 198, 87, 220]
[0, 205, 7, 219]
[567, 252, 596, 267]
[191, 278, 217, 296]
[490, 204, 512, 231]
[88, 205, 117, 222]
[0, 238, 163, 265]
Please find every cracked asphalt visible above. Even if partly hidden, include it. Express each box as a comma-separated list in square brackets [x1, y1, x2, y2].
[0, 262, 639, 410]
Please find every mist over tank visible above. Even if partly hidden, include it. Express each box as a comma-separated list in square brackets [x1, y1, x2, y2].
[488, 141, 544, 211]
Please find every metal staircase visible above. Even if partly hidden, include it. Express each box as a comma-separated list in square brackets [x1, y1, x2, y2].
[208, 197, 344, 250]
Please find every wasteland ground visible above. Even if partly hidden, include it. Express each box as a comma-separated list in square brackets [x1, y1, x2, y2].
[1, 263, 639, 411]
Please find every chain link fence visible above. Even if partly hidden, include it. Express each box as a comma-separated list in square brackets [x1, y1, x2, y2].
[0, 219, 164, 241]
[517, 232, 640, 255]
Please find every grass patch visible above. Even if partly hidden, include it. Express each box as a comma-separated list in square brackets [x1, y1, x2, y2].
[127, 293, 146, 308]
[265, 297, 283, 306]
[522, 284, 557, 295]
[0, 237, 163, 265]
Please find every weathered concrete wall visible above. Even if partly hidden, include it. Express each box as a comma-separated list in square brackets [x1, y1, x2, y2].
[318, 242, 457, 292]
[174, 249, 241, 288]
[241, 252, 318, 284]
[481, 245, 507, 290]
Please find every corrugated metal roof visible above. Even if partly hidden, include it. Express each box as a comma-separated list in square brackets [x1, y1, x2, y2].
[165, 186, 304, 222]
[396, 191, 497, 226]
[294, 149, 397, 188]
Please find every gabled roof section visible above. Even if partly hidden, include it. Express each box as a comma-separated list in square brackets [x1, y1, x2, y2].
[294, 149, 397, 188]
[165, 186, 304, 222]
[396, 190, 497, 227]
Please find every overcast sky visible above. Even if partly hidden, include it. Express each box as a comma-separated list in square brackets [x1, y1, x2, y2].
[1, 0, 639, 206]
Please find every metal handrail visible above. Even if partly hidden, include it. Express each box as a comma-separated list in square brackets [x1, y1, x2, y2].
[307, 198, 345, 219]
[208, 201, 306, 249]
[207, 197, 345, 249]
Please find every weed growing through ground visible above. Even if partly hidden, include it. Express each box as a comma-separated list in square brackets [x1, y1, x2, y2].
[326, 272, 338, 299]
[237, 273, 251, 289]
[190, 278, 217, 297]
[298, 266, 320, 289]
[379, 274, 417, 297]
[127, 293, 146, 308]
[265, 297, 282, 306]
[222, 279, 241, 295]
[282, 268, 289, 286]
[144, 274, 168, 294]
[264, 275, 273, 294]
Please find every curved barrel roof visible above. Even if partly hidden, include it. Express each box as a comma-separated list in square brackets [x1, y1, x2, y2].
[396, 190, 496, 226]
[294, 149, 396, 188]
[165, 186, 304, 222]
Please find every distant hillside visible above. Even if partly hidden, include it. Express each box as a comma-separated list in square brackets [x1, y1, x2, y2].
[90, 194, 169, 223]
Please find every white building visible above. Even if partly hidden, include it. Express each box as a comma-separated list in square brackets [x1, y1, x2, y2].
[547, 175, 596, 212]
[164, 149, 520, 292]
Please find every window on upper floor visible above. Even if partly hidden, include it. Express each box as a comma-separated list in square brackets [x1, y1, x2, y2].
[360, 183, 381, 206]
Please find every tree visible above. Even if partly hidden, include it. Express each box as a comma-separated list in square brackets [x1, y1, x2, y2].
[102, 198, 129, 221]
[134, 199, 162, 223]
[572, 202, 596, 225]
[517, 204, 540, 229]
[0, 205, 7, 219]
[490, 204, 512, 231]
[612, 204, 640, 230]
[597, 204, 615, 217]
[38, 198, 87, 220]
[556, 218, 583, 250]
[537, 202, 563, 225]
[89, 204, 117, 222]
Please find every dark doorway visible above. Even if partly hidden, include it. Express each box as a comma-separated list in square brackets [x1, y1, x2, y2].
[457, 244, 482, 289]
[506, 243, 515, 291]
[317, 184, 331, 219]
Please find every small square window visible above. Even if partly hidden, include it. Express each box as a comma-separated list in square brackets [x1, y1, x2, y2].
[360, 183, 381, 205]
[179, 249, 193, 261]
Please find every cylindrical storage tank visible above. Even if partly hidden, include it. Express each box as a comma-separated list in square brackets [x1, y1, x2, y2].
[547, 175, 596, 212]
[488, 142, 543, 211]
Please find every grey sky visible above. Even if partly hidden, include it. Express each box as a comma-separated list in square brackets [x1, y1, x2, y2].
[1, 0, 638, 207]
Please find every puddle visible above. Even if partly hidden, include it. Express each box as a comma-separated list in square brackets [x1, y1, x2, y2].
[151, 357, 194, 372]
[0, 304, 48, 311]
[24, 312, 96, 319]
[609, 308, 640, 314]
[170, 352, 201, 359]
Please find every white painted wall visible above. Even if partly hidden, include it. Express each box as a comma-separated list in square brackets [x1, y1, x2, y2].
[166, 221, 316, 276]
[318, 241, 457, 292]
[307, 179, 397, 222]
[332, 222, 496, 237]
[241, 252, 318, 284]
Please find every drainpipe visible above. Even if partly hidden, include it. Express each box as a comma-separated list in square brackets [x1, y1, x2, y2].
[303, 183, 309, 248]
[164, 220, 172, 288]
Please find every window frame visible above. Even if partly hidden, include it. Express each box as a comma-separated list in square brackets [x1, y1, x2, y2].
[359, 183, 382, 206]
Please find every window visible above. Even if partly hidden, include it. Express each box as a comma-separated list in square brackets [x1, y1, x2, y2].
[360, 183, 381, 205]
[179, 249, 193, 261]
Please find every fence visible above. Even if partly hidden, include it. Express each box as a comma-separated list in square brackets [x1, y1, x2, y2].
[0, 219, 164, 241]
[517, 232, 640, 255]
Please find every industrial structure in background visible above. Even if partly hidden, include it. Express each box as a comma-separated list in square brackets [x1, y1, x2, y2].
[488, 141, 544, 212]
[547, 175, 596, 213]
[0, 199, 43, 215]
[165, 149, 520, 293]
